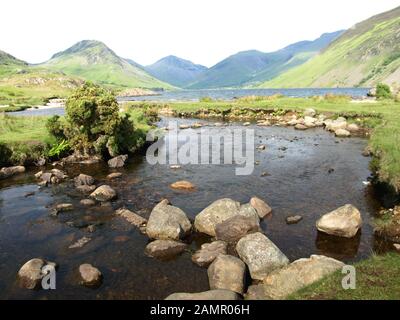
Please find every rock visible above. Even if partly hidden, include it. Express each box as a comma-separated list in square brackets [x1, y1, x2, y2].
[192, 241, 228, 267]
[393, 243, 400, 251]
[257, 121, 271, 127]
[250, 197, 272, 218]
[362, 146, 373, 157]
[303, 108, 316, 117]
[256, 145, 266, 150]
[146, 200, 192, 240]
[51, 168, 68, 180]
[325, 118, 347, 132]
[243, 122, 251, 126]
[247, 255, 345, 300]
[76, 185, 97, 194]
[294, 124, 308, 130]
[208, 255, 246, 294]
[316, 204, 362, 238]
[34, 171, 43, 179]
[18, 258, 56, 289]
[108, 155, 128, 168]
[347, 123, 360, 132]
[80, 199, 96, 206]
[35, 158, 46, 166]
[0, 166, 25, 180]
[165, 289, 240, 300]
[335, 129, 351, 137]
[90, 185, 117, 202]
[74, 174, 95, 186]
[304, 116, 317, 128]
[286, 215, 303, 225]
[179, 124, 190, 129]
[115, 208, 147, 231]
[287, 119, 299, 126]
[87, 225, 96, 233]
[79, 264, 102, 287]
[145, 240, 187, 259]
[69, 237, 91, 249]
[170, 165, 181, 169]
[215, 215, 260, 243]
[170, 180, 196, 190]
[52, 203, 73, 215]
[40, 172, 53, 183]
[191, 123, 203, 128]
[236, 232, 289, 280]
[107, 172, 123, 179]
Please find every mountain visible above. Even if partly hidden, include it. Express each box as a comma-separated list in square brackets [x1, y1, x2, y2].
[42, 40, 173, 89]
[146, 55, 207, 87]
[0, 50, 27, 66]
[260, 6, 400, 88]
[186, 31, 343, 89]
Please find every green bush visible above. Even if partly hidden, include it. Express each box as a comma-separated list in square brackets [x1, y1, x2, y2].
[376, 83, 392, 100]
[46, 115, 66, 141]
[200, 96, 213, 103]
[0, 142, 12, 166]
[47, 140, 70, 159]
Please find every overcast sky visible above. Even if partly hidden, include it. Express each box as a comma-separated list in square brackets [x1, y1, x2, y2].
[1, 0, 399, 67]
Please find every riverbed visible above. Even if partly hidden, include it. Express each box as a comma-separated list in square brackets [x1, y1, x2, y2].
[0, 117, 389, 299]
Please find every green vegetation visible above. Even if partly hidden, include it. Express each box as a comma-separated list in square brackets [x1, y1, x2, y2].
[289, 253, 400, 300]
[376, 83, 393, 99]
[260, 7, 400, 88]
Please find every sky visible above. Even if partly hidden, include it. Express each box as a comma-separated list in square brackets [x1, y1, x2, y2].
[1, 0, 399, 67]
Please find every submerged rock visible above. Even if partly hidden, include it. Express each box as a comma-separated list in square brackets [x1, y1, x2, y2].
[192, 241, 228, 267]
[76, 185, 97, 194]
[215, 215, 260, 243]
[0, 166, 25, 180]
[146, 200, 192, 240]
[316, 204, 362, 238]
[115, 208, 147, 232]
[250, 197, 272, 218]
[294, 124, 308, 130]
[69, 236, 91, 249]
[51, 203, 73, 216]
[18, 258, 56, 289]
[236, 232, 289, 280]
[90, 185, 117, 202]
[74, 173, 95, 187]
[107, 172, 123, 180]
[108, 155, 128, 168]
[80, 199, 96, 206]
[208, 255, 246, 294]
[79, 264, 102, 287]
[170, 180, 196, 190]
[286, 215, 303, 225]
[165, 289, 240, 300]
[145, 240, 187, 259]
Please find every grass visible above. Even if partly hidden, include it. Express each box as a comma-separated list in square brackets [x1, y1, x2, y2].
[289, 253, 400, 300]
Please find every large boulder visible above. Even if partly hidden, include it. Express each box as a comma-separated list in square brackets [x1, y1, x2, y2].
[208, 255, 246, 294]
[250, 197, 272, 218]
[246, 255, 344, 300]
[192, 241, 228, 267]
[316, 204, 362, 238]
[215, 215, 260, 243]
[79, 263, 102, 287]
[145, 240, 187, 259]
[18, 258, 56, 289]
[74, 174, 95, 187]
[194, 198, 259, 236]
[90, 185, 117, 202]
[108, 155, 128, 168]
[236, 232, 289, 280]
[165, 289, 240, 300]
[0, 166, 25, 180]
[146, 200, 192, 240]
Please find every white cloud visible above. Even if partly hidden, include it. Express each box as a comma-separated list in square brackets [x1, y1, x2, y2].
[1, 0, 399, 67]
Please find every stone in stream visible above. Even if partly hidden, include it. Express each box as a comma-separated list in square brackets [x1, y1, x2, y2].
[170, 180, 196, 190]
[215, 215, 260, 243]
[146, 199, 192, 240]
[179, 124, 190, 129]
[107, 172, 123, 180]
[335, 129, 351, 137]
[79, 264, 102, 287]
[256, 145, 266, 150]
[165, 289, 240, 300]
[80, 199, 96, 206]
[294, 124, 308, 130]
[74, 173, 95, 186]
[325, 118, 347, 132]
[115, 208, 147, 233]
[316, 204, 362, 238]
[347, 123, 360, 133]
[194, 198, 259, 237]
[51, 203, 74, 216]
[245, 255, 344, 300]
[76, 185, 97, 194]
[250, 197, 272, 218]
[108, 154, 128, 168]
[208, 255, 246, 294]
[170, 165, 181, 169]
[0, 166, 26, 180]
[90, 185, 117, 202]
[69, 236, 91, 249]
[192, 241, 228, 267]
[236, 232, 289, 280]
[303, 108, 316, 117]
[145, 240, 187, 259]
[286, 215, 303, 225]
[18, 258, 56, 289]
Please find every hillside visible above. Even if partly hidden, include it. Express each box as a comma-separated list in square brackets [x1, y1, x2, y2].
[42, 40, 173, 89]
[260, 6, 400, 88]
[0, 50, 27, 66]
[146, 55, 207, 87]
[186, 31, 342, 89]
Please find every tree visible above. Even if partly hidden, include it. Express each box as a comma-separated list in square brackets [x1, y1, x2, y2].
[375, 83, 392, 100]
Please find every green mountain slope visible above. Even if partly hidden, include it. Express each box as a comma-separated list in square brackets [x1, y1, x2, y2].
[186, 31, 342, 89]
[42, 40, 173, 89]
[260, 6, 400, 88]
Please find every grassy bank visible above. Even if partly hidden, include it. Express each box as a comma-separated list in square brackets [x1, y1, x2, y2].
[289, 253, 400, 300]
[126, 96, 400, 192]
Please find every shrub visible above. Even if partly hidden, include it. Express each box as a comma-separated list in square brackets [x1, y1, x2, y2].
[200, 96, 213, 103]
[46, 115, 66, 141]
[47, 140, 70, 159]
[0, 142, 12, 166]
[376, 83, 392, 100]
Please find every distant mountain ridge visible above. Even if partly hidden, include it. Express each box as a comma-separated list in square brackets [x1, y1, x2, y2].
[185, 31, 343, 89]
[146, 55, 207, 87]
[260, 6, 400, 88]
[0, 50, 27, 66]
[42, 40, 173, 89]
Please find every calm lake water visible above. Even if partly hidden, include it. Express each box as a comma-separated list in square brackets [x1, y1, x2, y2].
[0, 117, 391, 300]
